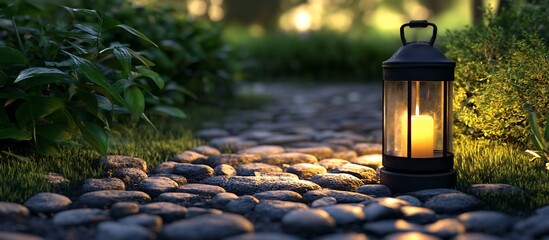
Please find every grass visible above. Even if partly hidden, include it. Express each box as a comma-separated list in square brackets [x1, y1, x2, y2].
[0, 94, 273, 203]
[454, 138, 549, 215]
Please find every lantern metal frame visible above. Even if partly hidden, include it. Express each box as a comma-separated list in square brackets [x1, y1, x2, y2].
[380, 20, 456, 193]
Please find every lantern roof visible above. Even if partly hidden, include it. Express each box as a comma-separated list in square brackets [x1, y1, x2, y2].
[382, 20, 455, 81]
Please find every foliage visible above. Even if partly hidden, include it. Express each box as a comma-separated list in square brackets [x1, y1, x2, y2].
[233, 30, 399, 81]
[0, 2, 176, 155]
[73, 0, 239, 104]
[454, 138, 549, 215]
[526, 112, 549, 170]
[445, 2, 549, 145]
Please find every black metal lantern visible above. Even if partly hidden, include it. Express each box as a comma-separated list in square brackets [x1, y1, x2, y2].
[380, 20, 456, 193]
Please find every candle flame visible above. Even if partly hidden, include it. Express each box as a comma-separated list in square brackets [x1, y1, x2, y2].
[415, 104, 419, 116]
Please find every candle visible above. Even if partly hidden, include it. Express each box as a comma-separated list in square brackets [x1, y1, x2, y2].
[400, 112, 434, 158]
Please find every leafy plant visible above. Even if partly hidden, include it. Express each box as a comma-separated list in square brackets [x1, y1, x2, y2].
[445, 2, 549, 145]
[0, 2, 171, 155]
[526, 112, 549, 170]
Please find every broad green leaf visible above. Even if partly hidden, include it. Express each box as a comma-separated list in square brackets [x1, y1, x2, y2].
[116, 24, 158, 48]
[0, 127, 32, 140]
[127, 48, 155, 67]
[136, 66, 164, 89]
[63, 51, 126, 106]
[124, 86, 145, 120]
[36, 138, 60, 156]
[15, 96, 65, 127]
[62, 6, 99, 19]
[14, 67, 66, 88]
[152, 106, 186, 119]
[0, 88, 28, 100]
[113, 46, 132, 76]
[80, 121, 109, 155]
[528, 112, 545, 151]
[140, 113, 157, 131]
[0, 47, 27, 64]
[96, 95, 113, 110]
[37, 124, 72, 142]
[101, 14, 120, 30]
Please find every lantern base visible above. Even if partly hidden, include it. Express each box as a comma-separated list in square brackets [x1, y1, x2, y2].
[380, 167, 456, 194]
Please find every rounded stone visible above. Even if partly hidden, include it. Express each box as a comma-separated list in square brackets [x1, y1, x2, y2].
[0, 202, 30, 220]
[171, 151, 207, 163]
[425, 218, 466, 239]
[155, 193, 201, 206]
[408, 188, 462, 202]
[285, 163, 327, 180]
[153, 161, 178, 174]
[225, 195, 259, 214]
[119, 213, 163, 232]
[113, 168, 148, 189]
[536, 205, 549, 215]
[356, 184, 392, 197]
[214, 164, 236, 176]
[24, 192, 72, 213]
[53, 208, 110, 226]
[177, 183, 226, 197]
[311, 197, 338, 208]
[254, 200, 308, 220]
[173, 163, 214, 182]
[363, 202, 402, 222]
[401, 206, 437, 224]
[311, 173, 363, 191]
[262, 153, 318, 166]
[212, 192, 240, 209]
[238, 145, 285, 156]
[282, 209, 336, 235]
[186, 207, 223, 218]
[82, 178, 125, 193]
[318, 159, 350, 170]
[79, 190, 151, 208]
[353, 143, 382, 155]
[321, 204, 366, 225]
[96, 221, 153, 240]
[457, 211, 512, 235]
[513, 214, 549, 239]
[253, 190, 303, 202]
[110, 202, 139, 219]
[0, 232, 44, 240]
[286, 146, 334, 160]
[453, 233, 505, 240]
[349, 154, 383, 169]
[424, 193, 477, 214]
[101, 155, 147, 172]
[140, 202, 187, 222]
[225, 233, 303, 240]
[384, 232, 441, 240]
[151, 173, 187, 185]
[205, 154, 263, 168]
[201, 176, 231, 188]
[304, 189, 372, 203]
[259, 134, 311, 145]
[332, 151, 358, 161]
[139, 176, 179, 197]
[162, 213, 254, 240]
[330, 163, 377, 182]
[195, 128, 230, 140]
[363, 219, 422, 236]
[192, 145, 222, 156]
[225, 176, 321, 195]
[210, 137, 257, 152]
[395, 195, 423, 207]
[316, 232, 368, 240]
[236, 163, 282, 176]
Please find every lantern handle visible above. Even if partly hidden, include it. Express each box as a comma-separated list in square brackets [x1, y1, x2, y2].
[400, 20, 437, 46]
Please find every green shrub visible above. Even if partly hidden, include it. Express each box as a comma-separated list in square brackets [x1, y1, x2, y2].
[235, 30, 398, 80]
[0, 2, 174, 155]
[73, 0, 239, 104]
[445, 2, 549, 145]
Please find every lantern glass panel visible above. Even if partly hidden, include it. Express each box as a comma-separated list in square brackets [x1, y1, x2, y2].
[384, 80, 450, 158]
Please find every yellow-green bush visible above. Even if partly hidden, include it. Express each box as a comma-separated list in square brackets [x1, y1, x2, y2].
[445, 2, 549, 145]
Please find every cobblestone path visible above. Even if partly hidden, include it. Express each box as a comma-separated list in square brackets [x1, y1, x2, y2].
[1, 83, 548, 240]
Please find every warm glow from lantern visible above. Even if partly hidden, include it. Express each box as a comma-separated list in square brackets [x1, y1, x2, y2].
[400, 103, 434, 158]
[187, 0, 207, 17]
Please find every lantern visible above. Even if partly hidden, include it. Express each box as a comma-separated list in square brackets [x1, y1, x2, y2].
[380, 20, 456, 193]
